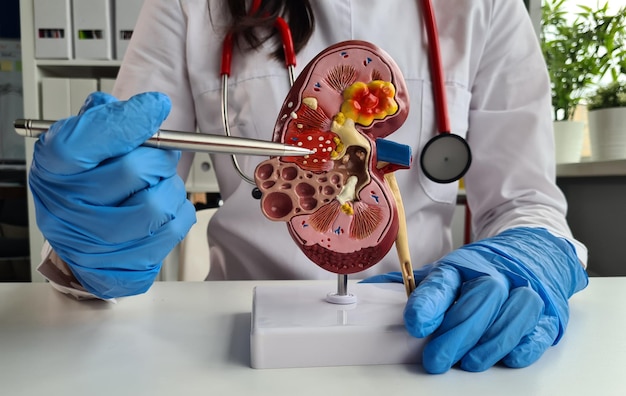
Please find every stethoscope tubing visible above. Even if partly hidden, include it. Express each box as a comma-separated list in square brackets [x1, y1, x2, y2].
[420, 0, 450, 134]
[219, 0, 470, 186]
[220, 2, 296, 185]
[220, 73, 255, 184]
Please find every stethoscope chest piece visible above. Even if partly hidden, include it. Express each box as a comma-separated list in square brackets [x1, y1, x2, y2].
[420, 133, 471, 183]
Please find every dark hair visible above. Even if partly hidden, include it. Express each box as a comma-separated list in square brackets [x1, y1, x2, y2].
[222, 0, 315, 59]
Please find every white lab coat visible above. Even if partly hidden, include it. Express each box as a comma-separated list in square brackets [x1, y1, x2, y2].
[113, 0, 587, 280]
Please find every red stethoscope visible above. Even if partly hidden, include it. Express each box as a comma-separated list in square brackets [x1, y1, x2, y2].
[220, 0, 472, 186]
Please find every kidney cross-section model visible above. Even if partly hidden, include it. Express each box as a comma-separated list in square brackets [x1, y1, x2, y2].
[254, 40, 411, 275]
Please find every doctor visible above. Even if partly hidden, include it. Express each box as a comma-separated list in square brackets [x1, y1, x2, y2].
[29, 0, 588, 374]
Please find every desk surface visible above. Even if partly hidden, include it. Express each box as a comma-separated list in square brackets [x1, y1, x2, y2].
[1, 278, 624, 396]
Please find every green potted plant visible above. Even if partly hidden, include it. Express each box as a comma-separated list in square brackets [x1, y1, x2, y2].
[541, 0, 626, 163]
[541, 0, 601, 121]
[580, 2, 626, 161]
[541, 0, 597, 163]
[587, 81, 626, 160]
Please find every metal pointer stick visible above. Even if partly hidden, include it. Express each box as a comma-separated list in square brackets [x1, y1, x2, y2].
[14, 119, 314, 157]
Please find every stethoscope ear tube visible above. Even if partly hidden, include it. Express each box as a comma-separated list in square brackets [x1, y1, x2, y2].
[220, 7, 296, 186]
[420, 133, 471, 183]
[222, 0, 473, 190]
[419, 0, 472, 183]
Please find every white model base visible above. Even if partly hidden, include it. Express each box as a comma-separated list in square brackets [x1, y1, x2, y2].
[250, 282, 425, 369]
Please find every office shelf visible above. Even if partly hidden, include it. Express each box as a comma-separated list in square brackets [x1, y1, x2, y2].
[19, 0, 123, 281]
[20, 0, 221, 282]
[557, 159, 626, 178]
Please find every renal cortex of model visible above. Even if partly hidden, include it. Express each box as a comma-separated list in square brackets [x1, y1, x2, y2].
[254, 40, 415, 290]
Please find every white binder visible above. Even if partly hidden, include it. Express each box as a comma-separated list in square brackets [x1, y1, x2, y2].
[34, 0, 73, 59]
[115, 0, 145, 60]
[73, 0, 114, 60]
[41, 78, 98, 119]
[69, 79, 99, 114]
[99, 78, 117, 95]
[41, 78, 71, 119]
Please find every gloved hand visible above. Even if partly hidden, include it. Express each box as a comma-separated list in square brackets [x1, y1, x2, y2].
[29, 91, 196, 299]
[362, 227, 588, 374]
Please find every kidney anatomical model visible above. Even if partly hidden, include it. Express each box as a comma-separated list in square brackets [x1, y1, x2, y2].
[254, 40, 412, 278]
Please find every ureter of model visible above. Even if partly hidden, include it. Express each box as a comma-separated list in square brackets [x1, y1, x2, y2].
[384, 172, 416, 297]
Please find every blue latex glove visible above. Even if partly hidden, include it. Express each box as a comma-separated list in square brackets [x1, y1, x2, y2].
[362, 227, 588, 374]
[29, 91, 196, 299]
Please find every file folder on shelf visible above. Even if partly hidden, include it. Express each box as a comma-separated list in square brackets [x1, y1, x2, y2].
[115, 0, 144, 60]
[99, 78, 117, 95]
[41, 78, 98, 119]
[69, 79, 98, 114]
[73, 0, 114, 60]
[41, 78, 71, 119]
[34, 0, 73, 59]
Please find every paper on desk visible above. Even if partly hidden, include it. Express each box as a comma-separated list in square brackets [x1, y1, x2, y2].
[37, 243, 116, 303]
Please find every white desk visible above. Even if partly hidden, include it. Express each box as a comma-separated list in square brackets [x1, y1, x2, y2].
[1, 278, 624, 396]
